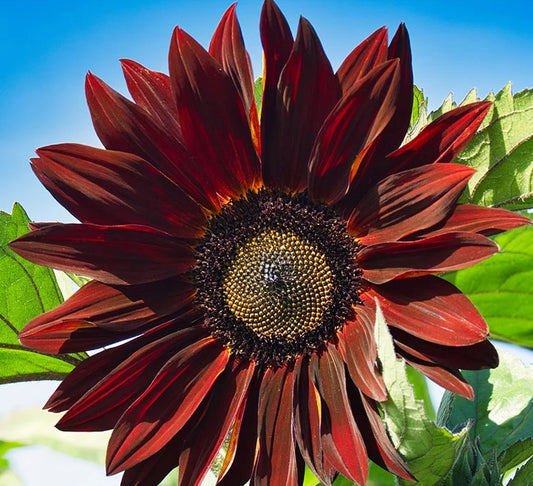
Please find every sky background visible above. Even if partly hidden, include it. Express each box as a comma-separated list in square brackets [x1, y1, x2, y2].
[0, 1, 532, 485]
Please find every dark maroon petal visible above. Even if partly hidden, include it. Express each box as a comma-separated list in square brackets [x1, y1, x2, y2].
[359, 231, 499, 284]
[422, 204, 531, 238]
[312, 347, 368, 485]
[107, 337, 229, 474]
[386, 102, 492, 173]
[391, 327, 499, 370]
[402, 356, 474, 400]
[179, 359, 255, 486]
[338, 309, 387, 401]
[262, 17, 340, 192]
[85, 73, 218, 209]
[32, 143, 206, 238]
[18, 278, 195, 353]
[308, 60, 400, 204]
[293, 357, 336, 486]
[9, 223, 194, 285]
[345, 382, 414, 481]
[56, 326, 208, 432]
[253, 366, 300, 486]
[362, 276, 490, 346]
[168, 27, 261, 205]
[44, 316, 192, 412]
[348, 164, 475, 245]
[217, 375, 260, 486]
[120, 59, 181, 138]
[336, 26, 388, 93]
[209, 4, 255, 119]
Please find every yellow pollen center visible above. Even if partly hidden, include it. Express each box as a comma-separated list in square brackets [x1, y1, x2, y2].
[222, 229, 334, 340]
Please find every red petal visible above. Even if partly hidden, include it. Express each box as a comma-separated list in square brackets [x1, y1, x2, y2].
[293, 357, 335, 486]
[107, 337, 229, 474]
[336, 27, 388, 93]
[362, 276, 489, 346]
[9, 223, 195, 285]
[338, 309, 387, 401]
[168, 27, 261, 205]
[391, 327, 498, 370]
[85, 73, 216, 209]
[217, 375, 260, 486]
[312, 346, 368, 485]
[386, 102, 492, 172]
[308, 59, 400, 204]
[402, 356, 474, 400]
[359, 231, 499, 284]
[422, 204, 531, 237]
[209, 4, 255, 118]
[262, 17, 340, 192]
[179, 359, 255, 486]
[18, 278, 195, 353]
[253, 366, 301, 486]
[32, 143, 206, 238]
[56, 326, 207, 432]
[348, 164, 475, 245]
[120, 59, 181, 138]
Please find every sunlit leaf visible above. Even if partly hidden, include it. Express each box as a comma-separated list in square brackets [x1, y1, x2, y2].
[499, 438, 533, 476]
[254, 77, 263, 114]
[444, 226, 533, 348]
[375, 302, 468, 485]
[0, 203, 85, 384]
[508, 456, 533, 485]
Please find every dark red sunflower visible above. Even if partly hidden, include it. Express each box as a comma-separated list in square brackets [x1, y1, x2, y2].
[9, 1, 530, 485]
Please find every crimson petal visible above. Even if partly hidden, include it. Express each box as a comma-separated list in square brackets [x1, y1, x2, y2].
[312, 346, 368, 485]
[422, 204, 531, 237]
[179, 359, 255, 486]
[293, 357, 336, 486]
[9, 223, 195, 285]
[363, 276, 489, 346]
[253, 365, 301, 486]
[338, 308, 387, 401]
[336, 27, 388, 93]
[262, 17, 340, 192]
[107, 337, 229, 474]
[386, 102, 492, 172]
[120, 59, 181, 138]
[359, 231, 499, 284]
[209, 4, 255, 119]
[308, 59, 400, 204]
[349, 164, 475, 245]
[168, 27, 261, 206]
[57, 326, 207, 432]
[32, 143, 206, 237]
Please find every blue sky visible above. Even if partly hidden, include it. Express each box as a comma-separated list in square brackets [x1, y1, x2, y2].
[0, 1, 532, 485]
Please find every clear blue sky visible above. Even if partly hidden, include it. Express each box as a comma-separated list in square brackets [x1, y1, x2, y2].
[0, 2, 532, 485]
[1, 0, 532, 221]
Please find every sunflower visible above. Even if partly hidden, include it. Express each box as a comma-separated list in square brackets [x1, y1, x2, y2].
[9, 1, 530, 485]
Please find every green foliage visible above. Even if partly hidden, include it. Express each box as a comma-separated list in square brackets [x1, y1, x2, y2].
[375, 303, 469, 486]
[444, 226, 533, 348]
[0, 204, 84, 384]
[437, 352, 533, 482]
[254, 77, 263, 114]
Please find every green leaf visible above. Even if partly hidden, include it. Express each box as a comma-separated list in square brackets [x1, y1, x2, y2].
[0, 440, 23, 470]
[499, 438, 533, 475]
[0, 203, 84, 384]
[375, 302, 469, 486]
[254, 77, 263, 114]
[405, 86, 428, 143]
[405, 366, 436, 421]
[455, 83, 533, 210]
[508, 456, 533, 486]
[443, 226, 533, 348]
[0, 469, 24, 486]
[437, 352, 533, 459]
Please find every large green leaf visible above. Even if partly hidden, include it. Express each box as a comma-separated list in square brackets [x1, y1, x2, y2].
[437, 352, 533, 458]
[444, 226, 533, 348]
[375, 303, 468, 486]
[0, 203, 84, 384]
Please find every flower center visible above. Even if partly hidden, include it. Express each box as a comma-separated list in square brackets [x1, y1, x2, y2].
[193, 190, 361, 366]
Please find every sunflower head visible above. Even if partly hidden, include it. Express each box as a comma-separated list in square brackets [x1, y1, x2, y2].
[9, 1, 530, 485]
